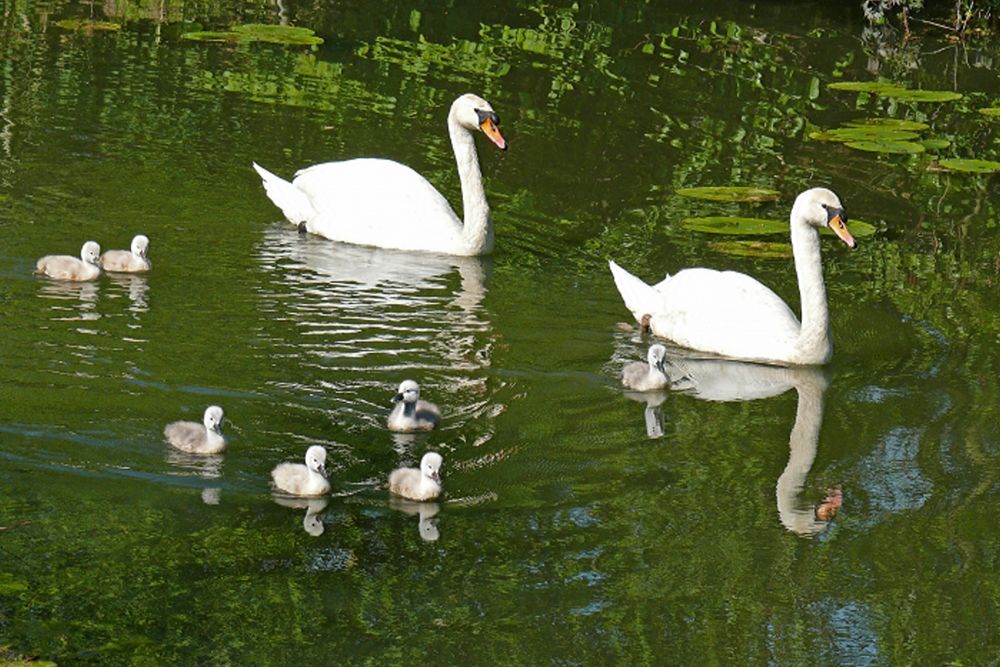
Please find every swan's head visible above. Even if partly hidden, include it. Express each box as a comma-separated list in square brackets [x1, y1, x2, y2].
[305, 445, 328, 477]
[131, 234, 150, 259]
[203, 405, 225, 434]
[394, 379, 421, 404]
[81, 241, 101, 265]
[793, 188, 856, 249]
[647, 344, 668, 375]
[452, 93, 507, 151]
[420, 451, 443, 484]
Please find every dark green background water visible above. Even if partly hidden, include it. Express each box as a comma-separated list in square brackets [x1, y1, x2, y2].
[2, 1, 999, 664]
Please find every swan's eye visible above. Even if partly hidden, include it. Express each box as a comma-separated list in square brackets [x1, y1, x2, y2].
[475, 109, 500, 126]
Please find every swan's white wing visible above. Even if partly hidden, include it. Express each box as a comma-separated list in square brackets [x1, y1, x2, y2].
[292, 159, 465, 252]
[253, 162, 316, 224]
[608, 260, 664, 323]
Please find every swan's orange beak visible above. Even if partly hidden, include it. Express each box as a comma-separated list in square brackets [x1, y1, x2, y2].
[829, 213, 856, 249]
[480, 117, 507, 151]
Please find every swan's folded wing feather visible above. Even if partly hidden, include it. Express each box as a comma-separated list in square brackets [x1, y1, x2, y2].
[608, 260, 665, 323]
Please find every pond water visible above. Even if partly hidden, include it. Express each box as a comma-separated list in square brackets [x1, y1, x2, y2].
[2, 0, 1000, 664]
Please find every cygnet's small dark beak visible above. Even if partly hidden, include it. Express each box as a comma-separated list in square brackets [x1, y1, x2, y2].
[430, 471, 441, 483]
[392, 393, 403, 403]
[318, 464, 327, 478]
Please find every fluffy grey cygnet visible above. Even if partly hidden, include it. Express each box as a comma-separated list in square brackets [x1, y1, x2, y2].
[164, 405, 227, 454]
[388, 452, 443, 501]
[387, 380, 441, 432]
[271, 445, 331, 497]
[101, 234, 151, 273]
[622, 344, 669, 391]
[36, 241, 102, 281]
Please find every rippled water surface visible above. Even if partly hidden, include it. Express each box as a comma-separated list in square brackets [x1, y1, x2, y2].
[2, 1, 1000, 664]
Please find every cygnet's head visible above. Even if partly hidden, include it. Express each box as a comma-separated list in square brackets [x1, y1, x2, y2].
[647, 344, 668, 374]
[420, 452, 443, 483]
[81, 241, 101, 265]
[305, 445, 328, 477]
[394, 380, 421, 405]
[131, 234, 150, 259]
[203, 405, 225, 434]
[452, 93, 507, 151]
[793, 187, 856, 249]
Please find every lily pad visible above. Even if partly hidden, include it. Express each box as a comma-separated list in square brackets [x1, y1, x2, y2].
[978, 108, 1000, 118]
[937, 158, 1000, 173]
[683, 216, 877, 238]
[887, 89, 962, 103]
[810, 128, 920, 143]
[675, 186, 780, 203]
[708, 240, 791, 259]
[919, 138, 951, 150]
[845, 118, 929, 131]
[828, 81, 906, 95]
[55, 18, 122, 31]
[844, 140, 926, 154]
[182, 23, 323, 46]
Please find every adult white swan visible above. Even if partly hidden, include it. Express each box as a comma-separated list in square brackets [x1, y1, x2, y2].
[609, 187, 856, 366]
[252, 93, 507, 256]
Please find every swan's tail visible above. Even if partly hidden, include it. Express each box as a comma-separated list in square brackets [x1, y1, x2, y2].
[252, 162, 316, 225]
[608, 259, 662, 324]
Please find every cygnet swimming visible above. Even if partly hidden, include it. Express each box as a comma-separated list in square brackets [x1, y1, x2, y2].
[622, 344, 669, 392]
[164, 405, 227, 454]
[35, 241, 102, 281]
[271, 445, 330, 497]
[388, 452, 443, 501]
[387, 380, 441, 432]
[101, 234, 151, 272]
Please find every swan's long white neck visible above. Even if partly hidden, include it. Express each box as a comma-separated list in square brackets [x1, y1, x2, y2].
[790, 216, 831, 364]
[448, 112, 493, 255]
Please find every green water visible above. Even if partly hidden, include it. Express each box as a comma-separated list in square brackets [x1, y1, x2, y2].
[2, 1, 1000, 664]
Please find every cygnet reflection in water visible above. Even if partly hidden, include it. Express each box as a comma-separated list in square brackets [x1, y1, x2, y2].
[37, 280, 100, 322]
[272, 495, 329, 536]
[662, 350, 839, 537]
[622, 389, 669, 439]
[105, 273, 149, 315]
[165, 449, 224, 505]
[389, 497, 441, 542]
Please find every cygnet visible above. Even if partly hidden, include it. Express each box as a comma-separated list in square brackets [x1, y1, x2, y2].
[271, 445, 331, 497]
[622, 344, 669, 391]
[388, 452, 443, 501]
[36, 241, 102, 281]
[101, 234, 151, 272]
[164, 405, 226, 454]
[387, 380, 441, 432]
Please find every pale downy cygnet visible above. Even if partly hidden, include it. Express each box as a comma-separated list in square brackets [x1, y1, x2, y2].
[388, 452, 443, 501]
[164, 405, 226, 454]
[271, 445, 331, 497]
[622, 344, 669, 391]
[387, 380, 441, 432]
[36, 241, 102, 281]
[101, 234, 151, 272]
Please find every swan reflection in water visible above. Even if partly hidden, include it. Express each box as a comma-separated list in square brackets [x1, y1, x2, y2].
[164, 449, 223, 506]
[255, 228, 499, 435]
[638, 349, 842, 537]
[622, 389, 669, 439]
[272, 495, 329, 537]
[389, 497, 441, 542]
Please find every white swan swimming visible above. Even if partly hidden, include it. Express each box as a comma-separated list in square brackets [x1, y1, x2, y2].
[271, 445, 330, 497]
[101, 234, 150, 273]
[252, 93, 507, 256]
[164, 405, 226, 455]
[388, 452, 443, 501]
[622, 344, 670, 391]
[36, 241, 102, 281]
[387, 380, 441, 432]
[609, 187, 856, 366]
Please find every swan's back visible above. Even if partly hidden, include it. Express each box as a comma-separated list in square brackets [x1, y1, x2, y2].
[651, 268, 802, 360]
[292, 159, 465, 252]
[622, 361, 667, 391]
[36, 255, 100, 281]
[164, 421, 225, 454]
[271, 462, 330, 497]
[101, 249, 149, 273]
[388, 467, 440, 501]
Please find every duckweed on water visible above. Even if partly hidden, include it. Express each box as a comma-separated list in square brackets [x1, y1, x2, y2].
[675, 186, 779, 203]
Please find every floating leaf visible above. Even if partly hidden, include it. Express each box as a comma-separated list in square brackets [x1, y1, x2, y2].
[978, 108, 1000, 118]
[708, 240, 791, 259]
[181, 30, 243, 43]
[886, 89, 962, 103]
[828, 81, 906, 94]
[844, 140, 926, 154]
[675, 186, 780, 202]
[683, 216, 877, 238]
[845, 118, 929, 131]
[55, 18, 122, 31]
[919, 138, 951, 150]
[937, 158, 1000, 173]
[182, 23, 323, 45]
[810, 128, 920, 142]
